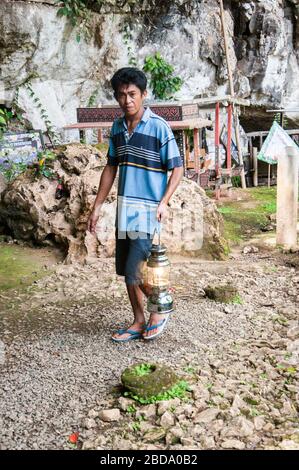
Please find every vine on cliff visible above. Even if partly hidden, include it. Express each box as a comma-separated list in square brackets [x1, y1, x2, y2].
[143, 53, 183, 100]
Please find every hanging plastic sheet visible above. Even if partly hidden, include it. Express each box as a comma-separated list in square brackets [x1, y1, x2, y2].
[258, 122, 299, 164]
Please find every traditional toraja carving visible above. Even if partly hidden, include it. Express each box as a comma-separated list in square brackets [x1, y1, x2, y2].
[76, 103, 200, 123]
[77, 108, 123, 123]
[149, 106, 182, 121]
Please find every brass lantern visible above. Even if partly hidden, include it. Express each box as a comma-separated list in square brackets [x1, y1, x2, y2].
[146, 243, 173, 315]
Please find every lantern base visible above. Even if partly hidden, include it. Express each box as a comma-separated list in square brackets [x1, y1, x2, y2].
[147, 290, 174, 314]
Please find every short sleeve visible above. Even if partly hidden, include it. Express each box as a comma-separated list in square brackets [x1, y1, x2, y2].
[159, 123, 183, 171]
[107, 122, 119, 166]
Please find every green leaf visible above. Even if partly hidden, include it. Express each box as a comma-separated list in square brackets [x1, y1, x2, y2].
[57, 7, 68, 17]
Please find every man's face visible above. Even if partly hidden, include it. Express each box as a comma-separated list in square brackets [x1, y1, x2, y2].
[116, 83, 147, 117]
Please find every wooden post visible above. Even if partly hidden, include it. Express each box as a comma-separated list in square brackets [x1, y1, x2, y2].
[219, 0, 246, 189]
[185, 131, 190, 169]
[182, 130, 187, 176]
[227, 104, 232, 172]
[253, 147, 258, 187]
[249, 137, 253, 182]
[79, 129, 86, 143]
[97, 128, 103, 143]
[259, 133, 263, 151]
[276, 146, 299, 249]
[233, 110, 246, 188]
[215, 102, 221, 200]
[194, 128, 200, 185]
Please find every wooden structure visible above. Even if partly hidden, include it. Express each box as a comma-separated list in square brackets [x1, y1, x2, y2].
[246, 128, 299, 187]
[64, 101, 212, 182]
[64, 96, 251, 192]
[192, 96, 250, 196]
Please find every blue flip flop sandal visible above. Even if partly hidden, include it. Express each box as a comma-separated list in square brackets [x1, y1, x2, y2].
[112, 328, 143, 343]
[143, 314, 171, 341]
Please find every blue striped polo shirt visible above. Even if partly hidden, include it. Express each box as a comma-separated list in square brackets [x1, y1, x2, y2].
[107, 107, 182, 235]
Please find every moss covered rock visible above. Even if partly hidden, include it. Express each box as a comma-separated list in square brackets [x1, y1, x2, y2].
[204, 284, 238, 303]
[121, 363, 179, 399]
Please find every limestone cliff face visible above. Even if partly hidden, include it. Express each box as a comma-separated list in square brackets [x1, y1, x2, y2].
[0, 0, 299, 135]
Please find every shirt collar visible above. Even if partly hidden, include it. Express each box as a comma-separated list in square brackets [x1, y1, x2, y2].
[121, 106, 151, 129]
[141, 106, 151, 122]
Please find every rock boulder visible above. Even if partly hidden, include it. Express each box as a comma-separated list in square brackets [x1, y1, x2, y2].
[0, 144, 226, 263]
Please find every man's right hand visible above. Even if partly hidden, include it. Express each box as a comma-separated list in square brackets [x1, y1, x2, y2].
[87, 207, 101, 234]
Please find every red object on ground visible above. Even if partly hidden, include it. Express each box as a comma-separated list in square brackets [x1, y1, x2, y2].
[68, 432, 79, 444]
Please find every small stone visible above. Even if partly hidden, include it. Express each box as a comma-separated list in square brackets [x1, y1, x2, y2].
[230, 394, 249, 415]
[194, 408, 220, 424]
[190, 383, 210, 401]
[237, 417, 255, 437]
[204, 284, 238, 303]
[117, 397, 135, 412]
[160, 411, 175, 429]
[181, 437, 195, 447]
[200, 436, 216, 449]
[98, 409, 121, 422]
[263, 423, 275, 432]
[280, 400, 297, 417]
[82, 418, 97, 429]
[254, 416, 265, 431]
[143, 427, 166, 443]
[82, 439, 95, 450]
[165, 426, 184, 445]
[88, 409, 99, 419]
[209, 419, 224, 433]
[139, 422, 153, 434]
[191, 425, 205, 438]
[279, 440, 299, 450]
[287, 327, 299, 340]
[136, 404, 157, 421]
[114, 439, 133, 450]
[221, 439, 245, 450]
[224, 306, 233, 314]
[145, 444, 163, 450]
[209, 360, 222, 369]
[157, 398, 180, 416]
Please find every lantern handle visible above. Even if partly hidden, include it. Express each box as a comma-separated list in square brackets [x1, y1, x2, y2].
[153, 222, 161, 246]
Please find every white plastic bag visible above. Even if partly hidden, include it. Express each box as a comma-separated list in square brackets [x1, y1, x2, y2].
[258, 122, 299, 164]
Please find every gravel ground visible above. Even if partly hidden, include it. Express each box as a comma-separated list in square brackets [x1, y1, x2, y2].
[0, 248, 298, 450]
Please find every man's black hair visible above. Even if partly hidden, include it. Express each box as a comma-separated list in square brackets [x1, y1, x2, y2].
[111, 67, 147, 97]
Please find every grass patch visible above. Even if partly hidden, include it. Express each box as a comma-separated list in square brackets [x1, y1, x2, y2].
[218, 207, 234, 215]
[93, 142, 109, 153]
[132, 363, 155, 377]
[249, 187, 277, 203]
[124, 380, 190, 405]
[0, 243, 48, 291]
[212, 187, 280, 246]
[231, 294, 243, 305]
[262, 202, 276, 213]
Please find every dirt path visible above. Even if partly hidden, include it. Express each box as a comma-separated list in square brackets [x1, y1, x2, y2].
[0, 242, 298, 450]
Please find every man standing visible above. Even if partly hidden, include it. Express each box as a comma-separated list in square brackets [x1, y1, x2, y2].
[87, 67, 183, 341]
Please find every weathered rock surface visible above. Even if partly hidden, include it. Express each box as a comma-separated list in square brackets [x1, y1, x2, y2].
[204, 284, 239, 303]
[0, 0, 299, 135]
[0, 144, 226, 263]
[121, 363, 179, 399]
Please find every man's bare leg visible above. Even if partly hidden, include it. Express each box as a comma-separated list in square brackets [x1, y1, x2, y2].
[112, 283, 148, 340]
[140, 283, 169, 339]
